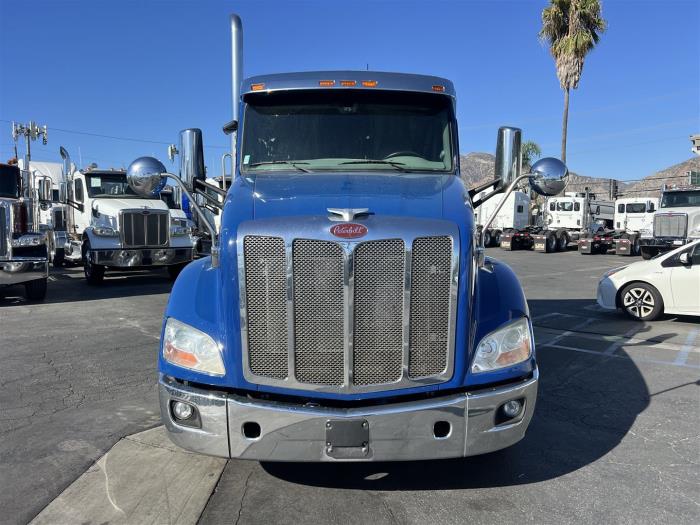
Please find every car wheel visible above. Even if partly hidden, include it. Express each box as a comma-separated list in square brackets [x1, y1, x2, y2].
[621, 283, 663, 321]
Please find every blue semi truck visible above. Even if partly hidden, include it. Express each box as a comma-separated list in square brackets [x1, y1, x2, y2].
[126, 14, 566, 461]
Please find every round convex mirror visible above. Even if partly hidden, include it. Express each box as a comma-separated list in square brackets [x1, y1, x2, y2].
[529, 157, 568, 196]
[127, 157, 167, 197]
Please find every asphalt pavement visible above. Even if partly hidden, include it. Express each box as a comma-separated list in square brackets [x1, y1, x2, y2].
[1, 249, 698, 524]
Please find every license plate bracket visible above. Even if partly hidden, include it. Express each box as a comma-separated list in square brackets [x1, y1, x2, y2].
[325, 419, 369, 459]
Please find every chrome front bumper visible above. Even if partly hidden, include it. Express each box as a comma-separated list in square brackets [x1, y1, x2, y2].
[159, 370, 539, 461]
[0, 259, 49, 286]
[90, 248, 194, 267]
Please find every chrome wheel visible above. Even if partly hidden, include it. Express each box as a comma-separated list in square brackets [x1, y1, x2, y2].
[623, 287, 655, 319]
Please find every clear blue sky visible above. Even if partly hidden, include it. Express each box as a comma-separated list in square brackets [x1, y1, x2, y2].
[1, 0, 698, 181]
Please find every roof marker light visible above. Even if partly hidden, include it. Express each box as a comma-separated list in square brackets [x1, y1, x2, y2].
[361, 80, 378, 87]
[340, 80, 357, 87]
[251, 83, 265, 91]
[432, 85, 446, 92]
[319, 80, 336, 87]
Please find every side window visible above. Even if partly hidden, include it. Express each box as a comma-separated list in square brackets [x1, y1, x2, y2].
[75, 179, 84, 203]
[517, 205, 524, 213]
[549, 202, 555, 211]
[617, 203, 624, 213]
[574, 202, 581, 211]
[692, 244, 700, 265]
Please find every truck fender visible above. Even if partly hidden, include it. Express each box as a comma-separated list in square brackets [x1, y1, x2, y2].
[469, 257, 534, 386]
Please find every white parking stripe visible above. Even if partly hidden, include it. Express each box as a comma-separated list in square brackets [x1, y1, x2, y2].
[540, 318, 597, 348]
[603, 326, 644, 355]
[673, 328, 700, 366]
[544, 343, 700, 370]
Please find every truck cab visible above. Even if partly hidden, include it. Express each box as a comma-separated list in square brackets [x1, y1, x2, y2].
[0, 162, 49, 300]
[614, 197, 657, 236]
[640, 186, 700, 259]
[59, 159, 196, 284]
[130, 14, 566, 462]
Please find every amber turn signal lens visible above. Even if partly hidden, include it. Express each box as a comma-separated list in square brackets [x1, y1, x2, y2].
[361, 80, 378, 87]
[340, 80, 357, 87]
[432, 85, 445, 92]
[319, 80, 336, 87]
[251, 83, 265, 91]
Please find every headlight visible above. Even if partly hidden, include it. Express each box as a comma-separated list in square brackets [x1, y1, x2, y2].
[472, 318, 532, 373]
[93, 226, 118, 237]
[163, 318, 225, 376]
[11, 234, 45, 247]
[170, 219, 193, 236]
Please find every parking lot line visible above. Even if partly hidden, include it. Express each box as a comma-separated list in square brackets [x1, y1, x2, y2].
[539, 317, 597, 348]
[673, 328, 700, 366]
[603, 326, 645, 355]
[543, 343, 700, 370]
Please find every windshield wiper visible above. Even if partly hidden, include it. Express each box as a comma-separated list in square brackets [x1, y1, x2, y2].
[338, 159, 408, 172]
[248, 160, 311, 173]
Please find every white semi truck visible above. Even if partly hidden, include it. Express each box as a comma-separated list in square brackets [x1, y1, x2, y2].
[18, 160, 70, 266]
[639, 185, 700, 259]
[501, 191, 614, 252]
[475, 190, 530, 247]
[58, 148, 197, 284]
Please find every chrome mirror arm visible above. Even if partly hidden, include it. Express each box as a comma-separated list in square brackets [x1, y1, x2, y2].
[162, 173, 220, 268]
[476, 173, 532, 268]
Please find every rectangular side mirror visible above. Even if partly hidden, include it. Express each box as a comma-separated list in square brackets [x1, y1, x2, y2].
[58, 182, 68, 204]
[679, 252, 691, 265]
[37, 178, 52, 202]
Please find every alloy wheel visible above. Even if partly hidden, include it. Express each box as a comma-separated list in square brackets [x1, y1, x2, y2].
[623, 287, 655, 318]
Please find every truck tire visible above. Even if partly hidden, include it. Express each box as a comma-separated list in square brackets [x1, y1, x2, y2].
[620, 282, 663, 321]
[52, 248, 65, 268]
[640, 247, 656, 260]
[82, 240, 105, 285]
[556, 231, 569, 251]
[493, 230, 502, 247]
[167, 263, 188, 281]
[484, 230, 492, 248]
[632, 236, 641, 256]
[24, 278, 48, 302]
[545, 233, 556, 253]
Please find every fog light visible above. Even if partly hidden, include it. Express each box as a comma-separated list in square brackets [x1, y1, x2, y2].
[502, 400, 522, 418]
[172, 401, 194, 420]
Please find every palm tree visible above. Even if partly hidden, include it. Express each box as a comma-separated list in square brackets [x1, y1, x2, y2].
[540, 0, 606, 163]
[521, 140, 542, 171]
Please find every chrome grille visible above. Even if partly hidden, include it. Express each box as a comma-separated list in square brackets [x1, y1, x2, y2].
[240, 225, 457, 393]
[0, 205, 7, 257]
[353, 239, 405, 386]
[409, 237, 452, 378]
[293, 240, 345, 385]
[120, 210, 168, 247]
[654, 214, 687, 238]
[243, 236, 288, 379]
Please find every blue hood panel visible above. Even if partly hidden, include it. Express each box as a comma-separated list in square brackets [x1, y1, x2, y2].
[251, 173, 447, 220]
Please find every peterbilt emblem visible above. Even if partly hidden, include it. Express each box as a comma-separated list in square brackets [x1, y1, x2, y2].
[142, 210, 151, 215]
[330, 223, 367, 239]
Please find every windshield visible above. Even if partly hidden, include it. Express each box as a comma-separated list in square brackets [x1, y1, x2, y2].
[661, 190, 700, 208]
[85, 173, 140, 198]
[0, 164, 20, 199]
[241, 90, 455, 173]
[626, 203, 646, 213]
[556, 201, 574, 211]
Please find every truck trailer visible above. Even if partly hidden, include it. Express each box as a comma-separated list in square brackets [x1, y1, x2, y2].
[124, 14, 568, 462]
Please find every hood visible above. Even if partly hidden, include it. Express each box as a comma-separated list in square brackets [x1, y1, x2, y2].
[92, 197, 169, 218]
[250, 172, 450, 220]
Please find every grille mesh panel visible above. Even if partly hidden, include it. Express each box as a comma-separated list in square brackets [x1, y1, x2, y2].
[244, 236, 288, 379]
[409, 237, 452, 378]
[0, 205, 6, 257]
[654, 214, 687, 238]
[353, 240, 405, 385]
[293, 240, 345, 385]
[121, 211, 168, 247]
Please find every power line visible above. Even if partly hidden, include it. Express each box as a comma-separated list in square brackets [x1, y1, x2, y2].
[0, 118, 229, 149]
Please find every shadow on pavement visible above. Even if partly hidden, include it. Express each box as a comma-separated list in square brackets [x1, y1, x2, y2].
[261, 298, 650, 490]
[0, 266, 174, 306]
